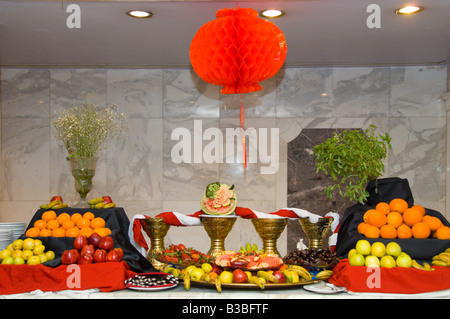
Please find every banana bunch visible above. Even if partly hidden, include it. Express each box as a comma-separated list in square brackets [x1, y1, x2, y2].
[40, 199, 68, 210]
[286, 265, 313, 281]
[239, 243, 264, 254]
[412, 260, 434, 271]
[88, 197, 116, 209]
[162, 266, 182, 278]
[315, 270, 334, 280]
[431, 248, 450, 267]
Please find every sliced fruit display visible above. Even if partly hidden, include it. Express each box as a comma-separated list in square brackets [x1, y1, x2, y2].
[214, 251, 283, 271]
[200, 182, 237, 215]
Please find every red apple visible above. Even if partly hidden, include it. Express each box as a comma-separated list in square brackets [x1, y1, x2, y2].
[93, 249, 107, 263]
[80, 244, 95, 256]
[78, 254, 93, 264]
[273, 270, 286, 283]
[232, 269, 248, 283]
[73, 235, 88, 251]
[89, 232, 102, 248]
[102, 196, 112, 204]
[98, 236, 114, 251]
[51, 196, 63, 202]
[106, 250, 122, 262]
[113, 248, 124, 260]
[212, 264, 223, 275]
[61, 249, 79, 265]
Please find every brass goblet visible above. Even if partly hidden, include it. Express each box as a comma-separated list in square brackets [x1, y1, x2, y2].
[251, 218, 289, 257]
[141, 217, 171, 270]
[299, 217, 333, 249]
[201, 215, 237, 258]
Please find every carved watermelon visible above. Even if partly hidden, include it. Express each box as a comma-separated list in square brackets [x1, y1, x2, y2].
[200, 182, 237, 215]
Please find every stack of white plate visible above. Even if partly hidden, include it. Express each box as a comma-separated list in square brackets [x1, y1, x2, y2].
[0, 222, 26, 247]
[0, 229, 13, 250]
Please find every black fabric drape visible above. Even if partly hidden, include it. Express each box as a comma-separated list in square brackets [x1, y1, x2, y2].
[335, 178, 450, 261]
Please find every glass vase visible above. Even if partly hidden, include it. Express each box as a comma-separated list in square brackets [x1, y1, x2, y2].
[69, 156, 98, 208]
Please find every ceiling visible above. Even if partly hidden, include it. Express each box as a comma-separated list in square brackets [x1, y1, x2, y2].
[0, 0, 449, 68]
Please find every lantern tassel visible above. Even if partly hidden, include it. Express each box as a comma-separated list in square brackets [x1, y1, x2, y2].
[240, 94, 247, 170]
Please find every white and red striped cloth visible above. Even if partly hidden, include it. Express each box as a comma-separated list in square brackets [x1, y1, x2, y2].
[129, 207, 340, 256]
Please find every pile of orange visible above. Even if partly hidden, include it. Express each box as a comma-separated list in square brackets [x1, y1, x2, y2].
[25, 211, 111, 238]
[358, 198, 450, 240]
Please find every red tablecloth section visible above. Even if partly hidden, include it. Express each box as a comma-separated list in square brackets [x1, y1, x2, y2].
[329, 259, 450, 294]
[0, 261, 135, 295]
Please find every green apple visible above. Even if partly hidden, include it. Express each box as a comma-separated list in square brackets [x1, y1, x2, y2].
[27, 256, 41, 265]
[380, 255, 396, 268]
[22, 238, 35, 250]
[38, 254, 48, 263]
[386, 242, 402, 258]
[45, 250, 55, 261]
[396, 252, 412, 268]
[356, 240, 371, 255]
[348, 249, 357, 259]
[349, 253, 365, 266]
[11, 250, 23, 258]
[185, 265, 197, 275]
[190, 268, 205, 281]
[12, 239, 23, 250]
[371, 242, 386, 258]
[0, 249, 12, 261]
[219, 270, 233, 283]
[33, 244, 45, 256]
[201, 263, 213, 274]
[365, 255, 380, 267]
[13, 257, 25, 265]
[1, 256, 14, 264]
[22, 249, 33, 261]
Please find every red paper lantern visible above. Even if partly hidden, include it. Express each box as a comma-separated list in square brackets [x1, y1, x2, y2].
[189, 7, 287, 95]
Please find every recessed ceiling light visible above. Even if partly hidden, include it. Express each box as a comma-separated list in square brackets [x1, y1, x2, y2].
[259, 9, 286, 19]
[395, 6, 424, 15]
[126, 10, 153, 18]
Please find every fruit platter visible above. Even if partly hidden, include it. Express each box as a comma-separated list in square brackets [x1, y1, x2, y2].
[152, 243, 214, 268]
[159, 243, 333, 291]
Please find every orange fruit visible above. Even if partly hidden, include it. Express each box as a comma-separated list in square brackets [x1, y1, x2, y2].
[62, 220, 75, 230]
[364, 225, 380, 238]
[71, 213, 83, 224]
[56, 213, 71, 225]
[34, 219, 47, 230]
[363, 209, 376, 223]
[368, 210, 387, 228]
[422, 216, 443, 232]
[386, 212, 403, 228]
[90, 217, 106, 229]
[436, 226, 450, 240]
[39, 228, 52, 237]
[76, 218, 91, 229]
[42, 210, 57, 222]
[397, 224, 412, 239]
[79, 227, 94, 237]
[403, 207, 423, 227]
[412, 205, 426, 217]
[65, 227, 80, 237]
[93, 227, 111, 237]
[25, 227, 40, 237]
[412, 222, 431, 239]
[83, 212, 95, 221]
[357, 222, 369, 234]
[389, 198, 409, 213]
[46, 219, 60, 230]
[380, 224, 397, 239]
[376, 202, 390, 215]
[51, 228, 66, 237]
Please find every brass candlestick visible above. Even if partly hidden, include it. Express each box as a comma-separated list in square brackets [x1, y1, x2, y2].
[141, 217, 171, 270]
[201, 215, 237, 258]
[251, 218, 289, 257]
[299, 217, 333, 249]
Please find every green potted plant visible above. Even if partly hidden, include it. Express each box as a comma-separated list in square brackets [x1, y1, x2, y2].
[313, 125, 391, 204]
